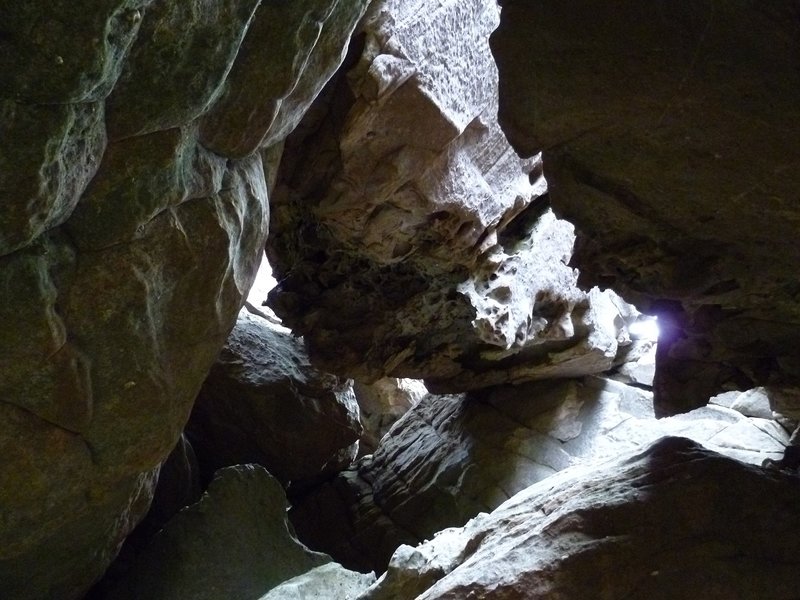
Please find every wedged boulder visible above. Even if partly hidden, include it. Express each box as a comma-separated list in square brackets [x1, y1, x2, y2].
[187, 307, 362, 485]
[361, 437, 800, 599]
[290, 376, 788, 573]
[268, 0, 640, 393]
[104, 465, 335, 600]
[491, 1, 800, 416]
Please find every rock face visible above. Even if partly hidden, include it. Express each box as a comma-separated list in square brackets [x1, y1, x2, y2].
[0, 2, 368, 598]
[187, 307, 362, 485]
[268, 0, 641, 393]
[490, 1, 800, 416]
[290, 376, 789, 573]
[104, 465, 336, 600]
[361, 437, 800, 599]
[353, 377, 427, 454]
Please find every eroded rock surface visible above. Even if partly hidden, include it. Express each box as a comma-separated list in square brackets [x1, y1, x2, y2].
[187, 307, 362, 485]
[361, 437, 800, 599]
[291, 377, 788, 573]
[0, 1, 368, 597]
[268, 0, 641, 393]
[491, 1, 800, 416]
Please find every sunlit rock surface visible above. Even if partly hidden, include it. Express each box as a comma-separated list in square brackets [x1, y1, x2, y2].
[291, 376, 789, 573]
[491, 0, 800, 417]
[360, 437, 800, 599]
[268, 0, 641, 393]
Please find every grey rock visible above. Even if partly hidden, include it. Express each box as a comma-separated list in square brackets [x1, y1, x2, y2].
[187, 308, 362, 484]
[258, 562, 376, 600]
[354, 378, 427, 454]
[361, 437, 800, 599]
[292, 376, 788, 573]
[268, 0, 641, 393]
[105, 465, 330, 600]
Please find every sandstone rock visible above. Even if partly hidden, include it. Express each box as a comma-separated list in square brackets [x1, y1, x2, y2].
[0, 0, 383, 595]
[259, 562, 376, 600]
[0, 101, 105, 255]
[361, 437, 800, 599]
[200, 0, 371, 158]
[187, 308, 362, 485]
[106, 0, 260, 139]
[491, 1, 800, 416]
[268, 0, 640, 393]
[291, 376, 788, 573]
[105, 465, 331, 600]
[0, 1, 150, 103]
[354, 377, 427, 454]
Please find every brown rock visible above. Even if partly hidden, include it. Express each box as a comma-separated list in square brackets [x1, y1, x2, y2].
[491, 1, 800, 415]
[0, 101, 105, 255]
[105, 0, 260, 140]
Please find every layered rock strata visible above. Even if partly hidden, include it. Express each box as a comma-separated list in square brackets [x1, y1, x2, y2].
[361, 437, 800, 599]
[290, 376, 788, 573]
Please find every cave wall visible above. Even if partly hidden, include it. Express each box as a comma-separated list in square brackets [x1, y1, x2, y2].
[0, 2, 368, 598]
[491, 0, 800, 416]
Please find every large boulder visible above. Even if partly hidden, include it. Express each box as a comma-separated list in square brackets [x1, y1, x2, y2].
[490, 1, 800, 416]
[291, 376, 788, 573]
[361, 437, 800, 599]
[0, 1, 370, 597]
[268, 0, 641, 393]
[187, 307, 362, 485]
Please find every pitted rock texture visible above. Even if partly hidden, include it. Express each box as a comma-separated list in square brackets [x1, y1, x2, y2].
[491, 1, 800, 416]
[187, 307, 362, 485]
[361, 437, 800, 599]
[291, 377, 788, 573]
[268, 0, 640, 393]
[0, 1, 368, 597]
[104, 465, 332, 600]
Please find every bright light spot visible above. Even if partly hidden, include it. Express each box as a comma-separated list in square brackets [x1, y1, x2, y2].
[629, 317, 660, 341]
